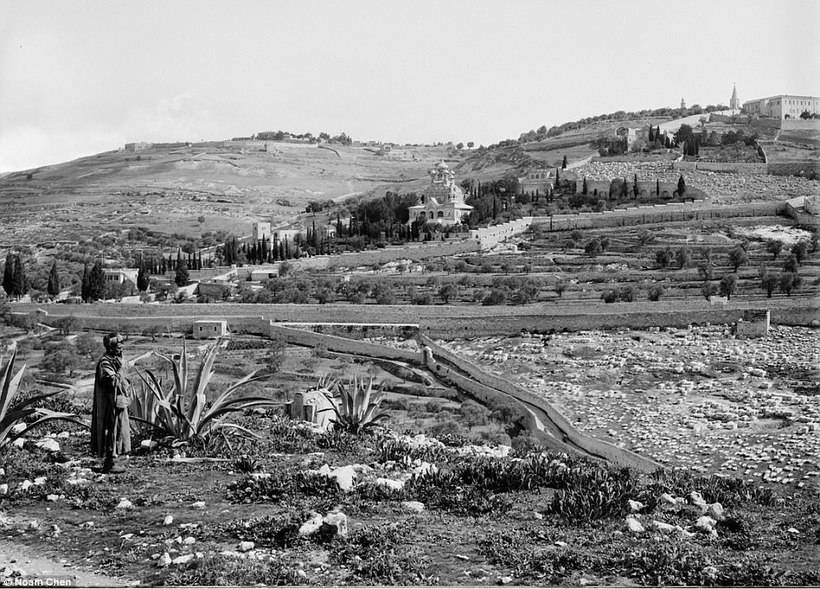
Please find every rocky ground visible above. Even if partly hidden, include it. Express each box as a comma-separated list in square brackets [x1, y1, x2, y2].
[444, 325, 820, 489]
[575, 161, 819, 203]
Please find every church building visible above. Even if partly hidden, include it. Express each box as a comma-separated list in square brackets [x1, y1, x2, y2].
[407, 161, 473, 226]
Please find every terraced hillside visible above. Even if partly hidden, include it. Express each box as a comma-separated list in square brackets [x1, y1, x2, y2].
[0, 141, 455, 245]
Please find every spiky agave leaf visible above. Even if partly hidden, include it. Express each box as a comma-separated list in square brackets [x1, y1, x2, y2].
[188, 340, 219, 429]
[0, 351, 26, 426]
[1, 352, 85, 447]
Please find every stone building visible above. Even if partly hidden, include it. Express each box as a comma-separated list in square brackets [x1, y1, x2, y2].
[103, 268, 139, 285]
[518, 168, 555, 197]
[193, 319, 228, 339]
[743, 95, 820, 119]
[252, 221, 271, 242]
[407, 161, 473, 226]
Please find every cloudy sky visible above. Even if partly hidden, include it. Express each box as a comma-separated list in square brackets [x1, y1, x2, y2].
[1, 0, 818, 172]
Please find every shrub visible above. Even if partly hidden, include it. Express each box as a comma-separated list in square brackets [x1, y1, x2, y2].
[219, 512, 306, 549]
[133, 339, 274, 446]
[320, 376, 388, 435]
[550, 465, 639, 521]
[162, 554, 301, 586]
[330, 523, 433, 585]
[623, 540, 712, 586]
[1, 351, 84, 449]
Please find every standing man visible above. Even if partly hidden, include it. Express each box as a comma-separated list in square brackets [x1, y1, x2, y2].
[91, 333, 132, 473]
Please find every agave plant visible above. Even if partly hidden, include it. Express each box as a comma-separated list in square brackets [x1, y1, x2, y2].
[0, 350, 85, 448]
[133, 339, 276, 445]
[320, 375, 388, 435]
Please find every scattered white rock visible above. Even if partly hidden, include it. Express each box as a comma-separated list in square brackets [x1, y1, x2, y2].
[19, 480, 33, 492]
[628, 499, 644, 512]
[374, 477, 404, 491]
[46, 494, 59, 502]
[238, 541, 255, 552]
[651, 520, 676, 533]
[787, 527, 800, 534]
[182, 536, 196, 545]
[707, 502, 725, 520]
[171, 554, 194, 565]
[140, 439, 158, 450]
[625, 516, 645, 533]
[330, 465, 356, 491]
[0, 484, 7, 496]
[11, 423, 27, 435]
[115, 498, 134, 510]
[190, 501, 206, 509]
[298, 512, 324, 536]
[401, 501, 425, 513]
[323, 511, 348, 538]
[695, 515, 717, 534]
[163, 515, 174, 526]
[35, 438, 61, 453]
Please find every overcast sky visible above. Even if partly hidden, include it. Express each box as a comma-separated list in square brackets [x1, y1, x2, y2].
[1, 0, 818, 172]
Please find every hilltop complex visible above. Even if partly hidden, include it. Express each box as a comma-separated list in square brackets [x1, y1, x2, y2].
[407, 161, 473, 226]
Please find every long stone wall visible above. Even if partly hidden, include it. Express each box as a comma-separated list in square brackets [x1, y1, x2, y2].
[532, 200, 784, 231]
[269, 323, 423, 363]
[673, 161, 768, 174]
[419, 336, 660, 471]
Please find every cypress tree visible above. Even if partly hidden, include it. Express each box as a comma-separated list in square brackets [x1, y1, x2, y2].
[81, 263, 90, 302]
[137, 261, 150, 292]
[633, 173, 639, 197]
[649, 125, 655, 142]
[47, 260, 60, 296]
[656, 179, 660, 196]
[582, 177, 588, 195]
[562, 155, 568, 169]
[12, 255, 26, 297]
[3, 252, 15, 296]
[677, 174, 686, 196]
[88, 261, 105, 302]
[175, 259, 189, 286]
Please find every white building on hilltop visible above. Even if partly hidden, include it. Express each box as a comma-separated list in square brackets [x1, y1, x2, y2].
[407, 161, 473, 226]
[743, 94, 820, 119]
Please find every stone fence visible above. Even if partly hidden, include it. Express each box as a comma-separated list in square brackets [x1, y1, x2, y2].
[673, 160, 768, 174]
[532, 200, 784, 232]
[269, 323, 423, 363]
[419, 336, 660, 471]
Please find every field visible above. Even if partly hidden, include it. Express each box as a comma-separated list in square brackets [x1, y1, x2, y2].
[1, 327, 819, 586]
[0, 142, 455, 248]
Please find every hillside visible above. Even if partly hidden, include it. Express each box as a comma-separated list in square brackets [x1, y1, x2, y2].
[0, 141, 458, 246]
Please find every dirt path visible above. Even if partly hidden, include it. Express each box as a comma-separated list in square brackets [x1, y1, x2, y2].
[0, 540, 131, 586]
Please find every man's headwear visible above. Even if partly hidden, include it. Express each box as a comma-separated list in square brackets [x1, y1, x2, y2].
[103, 333, 124, 352]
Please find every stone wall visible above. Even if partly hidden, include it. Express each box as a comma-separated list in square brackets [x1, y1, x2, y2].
[735, 310, 770, 339]
[532, 200, 784, 232]
[781, 119, 820, 131]
[767, 162, 820, 176]
[419, 336, 660, 471]
[673, 161, 768, 174]
[469, 217, 533, 249]
[269, 323, 423, 363]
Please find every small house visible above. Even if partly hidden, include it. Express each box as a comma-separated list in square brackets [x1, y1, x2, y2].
[193, 319, 228, 339]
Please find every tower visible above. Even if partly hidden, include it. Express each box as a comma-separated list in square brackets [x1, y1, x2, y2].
[680, 97, 686, 110]
[730, 83, 740, 113]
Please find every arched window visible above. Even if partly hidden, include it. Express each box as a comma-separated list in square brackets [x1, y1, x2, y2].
[437, 211, 444, 218]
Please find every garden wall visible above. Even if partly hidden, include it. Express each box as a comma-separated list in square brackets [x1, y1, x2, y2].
[532, 200, 784, 231]
[419, 336, 660, 471]
[673, 161, 768, 174]
[418, 303, 818, 337]
[268, 323, 423, 363]
[767, 161, 820, 176]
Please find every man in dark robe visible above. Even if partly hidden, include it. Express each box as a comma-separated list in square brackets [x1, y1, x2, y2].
[91, 333, 132, 473]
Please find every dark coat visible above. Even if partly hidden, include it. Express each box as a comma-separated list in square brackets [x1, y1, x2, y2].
[91, 353, 132, 457]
